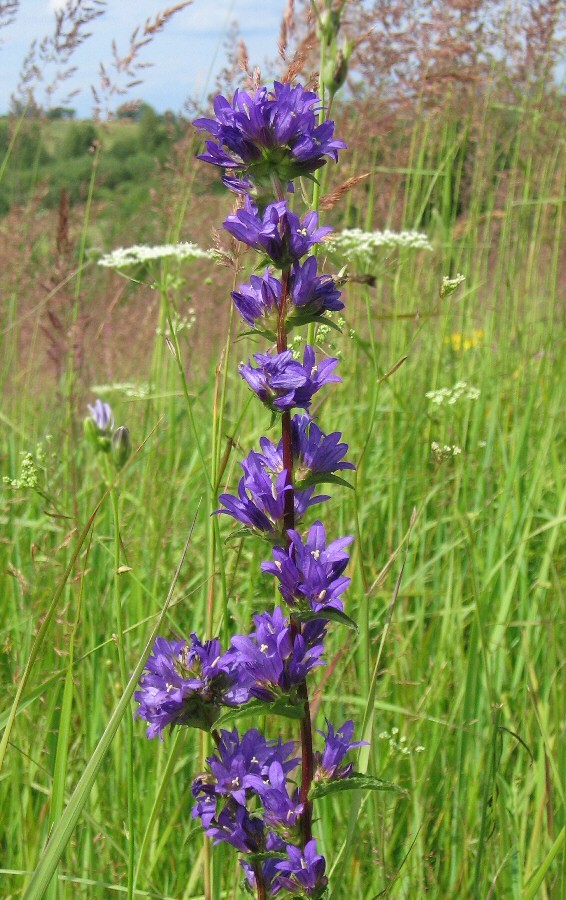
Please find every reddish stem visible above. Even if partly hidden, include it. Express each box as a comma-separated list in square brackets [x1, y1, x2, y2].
[277, 261, 314, 848]
[253, 862, 267, 900]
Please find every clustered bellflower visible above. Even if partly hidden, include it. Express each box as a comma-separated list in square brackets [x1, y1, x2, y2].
[232, 256, 343, 332]
[224, 198, 332, 267]
[239, 346, 341, 413]
[136, 82, 366, 898]
[193, 81, 346, 192]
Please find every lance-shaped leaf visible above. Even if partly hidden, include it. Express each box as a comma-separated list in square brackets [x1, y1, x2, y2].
[295, 606, 359, 633]
[309, 772, 407, 801]
[215, 697, 305, 729]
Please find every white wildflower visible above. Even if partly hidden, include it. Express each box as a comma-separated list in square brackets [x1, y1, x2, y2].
[156, 309, 197, 337]
[441, 273, 466, 297]
[328, 228, 433, 261]
[426, 381, 480, 406]
[98, 242, 214, 269]
[431, 442, 463, 462]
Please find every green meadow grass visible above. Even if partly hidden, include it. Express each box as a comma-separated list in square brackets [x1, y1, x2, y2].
[0, 89, 564, 899]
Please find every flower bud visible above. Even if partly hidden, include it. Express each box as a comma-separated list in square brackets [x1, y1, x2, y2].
[325, 39, 354, 99]
[111, 426, 131, 468]
[317, 6, 341, 43]
[83, 416, 99, 446]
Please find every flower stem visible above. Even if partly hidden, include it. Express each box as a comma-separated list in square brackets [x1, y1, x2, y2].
[276, 260, 314, 849]
[254, 863, 267, 900]
[109, 484, 135, 900]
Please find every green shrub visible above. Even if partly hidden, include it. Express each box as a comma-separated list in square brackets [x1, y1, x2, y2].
[109, 133, 140, 160]
[60, 121, 98, 159]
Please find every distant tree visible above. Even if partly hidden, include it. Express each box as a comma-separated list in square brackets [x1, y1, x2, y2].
[46, 107, 76, 121]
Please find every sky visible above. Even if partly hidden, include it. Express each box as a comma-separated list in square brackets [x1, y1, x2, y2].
[0, 0, 288, 116]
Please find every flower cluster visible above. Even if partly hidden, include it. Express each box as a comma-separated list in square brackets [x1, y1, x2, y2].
[217, 414, 353, 538]
[262, 523, 353, 614]
[191, 718, 361, 896]
[232, 256, 343, 332]
[230, 608, 326, 703]
[239, 346, 341, 413]
[225, 197, 332, 268]
[135, 634, 246, 737]
[135, 83, 364, 898]
[440, 272, 466, 297]
[193, 81, 345, 193]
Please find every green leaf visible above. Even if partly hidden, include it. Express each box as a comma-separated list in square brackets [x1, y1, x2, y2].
[215, 698, 304, 729]
[248, 850, 287, 864]
[317, 315, 343, 334]
[237, 326, 278, 344]
[296, 472, 354, 491]
[287, 312, 342, 334]
[309, 773, 407, 801]
[223, 527, 251, 545]
[296, 607, 359, 633]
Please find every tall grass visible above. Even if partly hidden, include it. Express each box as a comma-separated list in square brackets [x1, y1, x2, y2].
[0, 82, 564, 899]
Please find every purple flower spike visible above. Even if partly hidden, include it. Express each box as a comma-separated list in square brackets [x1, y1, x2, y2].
[262, 520, 353, 613]
[134, 634, 239, 738]
[224, 197, 332, 266]
[193, 82, 346, 187]
[275, 839, 328, 897]
[240, 345, 340, 413]
[314, 719, 368, 781]
[87, 399, 114, 433]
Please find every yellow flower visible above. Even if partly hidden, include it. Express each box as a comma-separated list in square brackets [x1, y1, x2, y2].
[445, 329, 484, 352]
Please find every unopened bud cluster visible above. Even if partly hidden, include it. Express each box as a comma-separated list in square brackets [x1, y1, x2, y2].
[84, 399, 131, 469]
